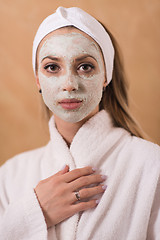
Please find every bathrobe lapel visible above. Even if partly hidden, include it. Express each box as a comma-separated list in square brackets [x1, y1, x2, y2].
[41, 113, 80, 240]
[70, 110, 129, 168]
[41, 110, 129, 240]
[41, 110, 159, 240]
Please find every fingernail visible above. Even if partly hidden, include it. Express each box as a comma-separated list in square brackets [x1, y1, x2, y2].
[96, 199, 100, 204]
[61, 164, 67, 170]
[92, 167, 97, 172]
[102, 185, 107, 190]
[101, 175, 107, 180]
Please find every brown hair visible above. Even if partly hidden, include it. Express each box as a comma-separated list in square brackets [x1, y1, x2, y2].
[36, 25, 144, 138]
[99, 22, 144, 138]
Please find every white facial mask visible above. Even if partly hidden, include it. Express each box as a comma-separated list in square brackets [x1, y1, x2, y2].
[38, 32, 105, 123]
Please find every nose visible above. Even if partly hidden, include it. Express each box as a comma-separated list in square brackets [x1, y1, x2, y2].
[62, 75, 78, 92]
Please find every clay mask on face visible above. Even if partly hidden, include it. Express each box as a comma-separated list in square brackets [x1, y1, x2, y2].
[38, 31, 105, 123]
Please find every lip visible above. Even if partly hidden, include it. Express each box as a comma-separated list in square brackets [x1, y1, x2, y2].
[58, 98, 83, 110]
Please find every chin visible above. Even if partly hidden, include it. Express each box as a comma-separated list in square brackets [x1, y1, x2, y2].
[59, 114, 85, 123]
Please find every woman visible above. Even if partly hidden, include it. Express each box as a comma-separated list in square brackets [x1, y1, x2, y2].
[0, 6, 159, 240]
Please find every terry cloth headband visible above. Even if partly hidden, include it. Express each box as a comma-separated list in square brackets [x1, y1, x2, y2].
[32, 6, 114, 84]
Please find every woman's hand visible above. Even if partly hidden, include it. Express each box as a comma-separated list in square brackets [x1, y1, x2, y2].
[34, 165, 107, 228]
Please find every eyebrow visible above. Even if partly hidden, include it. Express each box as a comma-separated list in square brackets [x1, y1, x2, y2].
[41, 54, 97, 63]
[41, 56, 60, 63]
[74, 54, 97, 62]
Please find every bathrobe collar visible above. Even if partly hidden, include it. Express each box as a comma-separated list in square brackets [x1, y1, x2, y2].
[42, 110, 129, 179]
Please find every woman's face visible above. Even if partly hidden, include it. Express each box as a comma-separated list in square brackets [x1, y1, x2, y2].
[36, 27, 106, 123]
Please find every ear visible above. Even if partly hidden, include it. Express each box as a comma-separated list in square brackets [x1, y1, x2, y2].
[103, 77, 108, 88]
[35, 75, 41, 90]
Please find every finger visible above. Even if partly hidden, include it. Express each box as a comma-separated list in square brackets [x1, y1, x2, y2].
[71, 199, 99, 214]
[70, 174, 106, 190]
[47, 165, 69, 181]
[60, 165, 70, 174]
[78, 185, 107, 200]
[63, 166, 95, 183]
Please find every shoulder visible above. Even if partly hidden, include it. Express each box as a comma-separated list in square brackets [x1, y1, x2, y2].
[124, 136, 160, 167]
[0, 144, 47, 176]
[131, 136, 160, 156]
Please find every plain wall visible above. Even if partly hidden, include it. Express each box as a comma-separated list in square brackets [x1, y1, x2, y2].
[0, 0, 160, 166]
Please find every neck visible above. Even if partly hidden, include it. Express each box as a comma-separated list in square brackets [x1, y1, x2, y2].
[54, 118, 84, 147]
[54, 107, 99, 146]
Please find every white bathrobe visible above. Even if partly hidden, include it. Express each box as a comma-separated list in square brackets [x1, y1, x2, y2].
[0, 110, 160, 240]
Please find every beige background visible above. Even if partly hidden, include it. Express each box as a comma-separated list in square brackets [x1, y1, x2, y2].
[0, 0, 160, 166]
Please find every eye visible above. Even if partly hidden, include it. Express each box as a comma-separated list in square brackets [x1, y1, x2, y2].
[44, 64, 60, 73]
[77, 63, 95, 73]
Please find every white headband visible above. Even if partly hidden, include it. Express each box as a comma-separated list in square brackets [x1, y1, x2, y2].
[32, 6, 114, 84]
